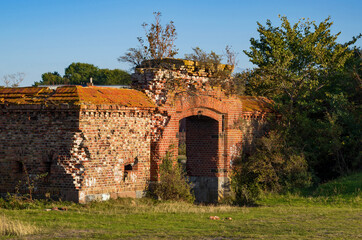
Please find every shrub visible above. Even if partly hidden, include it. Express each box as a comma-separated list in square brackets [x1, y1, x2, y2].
[154, 152, 195, 203]
[0, 194, 33, 210]
[231, 130, 312, 205]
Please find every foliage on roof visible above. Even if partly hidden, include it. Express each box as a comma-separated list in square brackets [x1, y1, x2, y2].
[0, 86, 156, 108]
[239, 96, 273, 112]
[137, 58, 234, 77]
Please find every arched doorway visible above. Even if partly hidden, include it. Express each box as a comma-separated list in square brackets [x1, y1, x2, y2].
[179, 115, 220, 202]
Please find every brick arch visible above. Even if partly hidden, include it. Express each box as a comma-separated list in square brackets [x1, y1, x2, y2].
[131, 59, 256, 203]
[177, 107, 223, 123]
[149, 91, 245, 202]
[174, 102, 230, 202]
[174, 93, 227, 116]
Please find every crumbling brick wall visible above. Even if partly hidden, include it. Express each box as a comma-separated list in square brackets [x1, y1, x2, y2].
[0, 86, 156, 203]
[77, 106, 153, 202]
[132, 59, 250, 202]
[0, 104, 82, 201]
[0, 59, 272, 203]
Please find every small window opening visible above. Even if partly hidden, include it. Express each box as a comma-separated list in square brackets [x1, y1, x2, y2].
[124, 164, 133, 171]
[123, 156, 139, 181]
[15, 161, 24, 173]
[123, 164, 133, 181]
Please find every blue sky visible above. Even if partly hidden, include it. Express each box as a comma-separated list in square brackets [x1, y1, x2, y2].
[1, 0, 361, 86]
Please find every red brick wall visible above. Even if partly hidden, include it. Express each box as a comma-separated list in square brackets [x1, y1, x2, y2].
[0, 104, 155, 202]
[133, 65, 247, 183]
[78, 106, 153, 201]
[0, 59, 271, 203]
[0, 104, 82, 201]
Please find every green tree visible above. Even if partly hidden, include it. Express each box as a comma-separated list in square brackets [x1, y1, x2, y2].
[244, 16, 358, 114]
[34, 63, 131, 86]
[64, 62, 99, 85]
[37, 72, 64, 86]
[95, 68, 131, 85]
[243, 16, 361, 181]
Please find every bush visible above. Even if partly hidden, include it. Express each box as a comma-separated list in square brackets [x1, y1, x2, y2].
[154, 152, 195, 203]
[231, 130, 312, 205]
[231, 171, 261, 206]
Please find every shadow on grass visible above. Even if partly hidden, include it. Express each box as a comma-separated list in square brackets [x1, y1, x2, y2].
[258, 172, 362, 207]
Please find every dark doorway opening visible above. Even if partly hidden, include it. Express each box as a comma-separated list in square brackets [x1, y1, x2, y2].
[179, 115, 219, 202]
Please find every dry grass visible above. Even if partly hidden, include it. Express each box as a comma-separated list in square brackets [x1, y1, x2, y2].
[125, 201, 242, 214]
[1, 198, 361, 239]
[0, 173, 360, 239]
[145, 201, 242, 213]
[0, 215, 38, 236]
[81, 198, 244, 215]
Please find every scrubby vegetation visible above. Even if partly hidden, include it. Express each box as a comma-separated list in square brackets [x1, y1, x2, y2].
[231, 130, 312, 205]
[1, 13, 360, 239]
[0, 173, 360, 239]
[154, 152, 195, 203]
[230, 16, 361, 206]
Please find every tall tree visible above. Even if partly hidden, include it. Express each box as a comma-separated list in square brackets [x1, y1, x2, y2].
[244, 16, 358, 114]
[243, 16, 361, 181]
[119, 12, 178, 69]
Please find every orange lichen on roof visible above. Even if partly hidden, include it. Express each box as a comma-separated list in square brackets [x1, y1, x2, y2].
[239, 96, 274, 112]
[0, 86, 156, 108]
[0, 87, 53, 104]
[76, 86, 156, 107]
[46, 86, 79, 103]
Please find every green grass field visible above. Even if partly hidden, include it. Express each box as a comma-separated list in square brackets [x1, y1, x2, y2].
[1, 172, 361, 239]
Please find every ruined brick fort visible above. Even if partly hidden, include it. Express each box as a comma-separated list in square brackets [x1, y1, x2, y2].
[0, 59, 271, 203]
